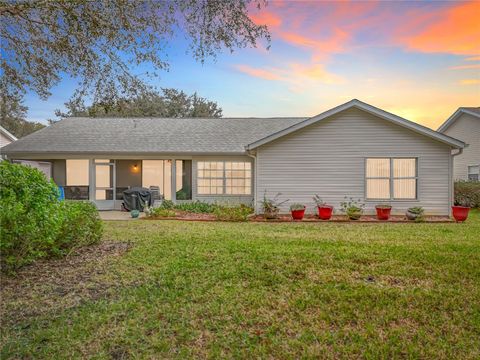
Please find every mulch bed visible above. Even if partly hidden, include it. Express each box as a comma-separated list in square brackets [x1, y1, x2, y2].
[250, 214, 452, 223]
[0, 241, 132, 326]
[144, 211, 452, 223]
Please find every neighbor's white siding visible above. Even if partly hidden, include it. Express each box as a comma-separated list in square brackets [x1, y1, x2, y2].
[0, 132, 13, 148]
[255, 108, 453, 215]
[192, 155, 254, 206]
[441, 113, 480, 180]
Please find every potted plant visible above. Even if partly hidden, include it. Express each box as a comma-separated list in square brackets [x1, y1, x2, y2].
[290, 203, 306, 220]
[452, 194, 472, 222]
[406, 206, 424, 221]
[259, 191, 288, 219]
[313, 194, 333, 220]
[375, 204, 392, 220]
[340, 197, 365, 220]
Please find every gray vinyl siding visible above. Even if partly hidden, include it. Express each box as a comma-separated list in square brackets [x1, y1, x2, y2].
[255, 108, 453, 215]
[441, 113, 480, 180]
[192, 155, 254, 206]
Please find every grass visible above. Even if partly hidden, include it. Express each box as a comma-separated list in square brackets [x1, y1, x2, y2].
[1, 210, 480, 358]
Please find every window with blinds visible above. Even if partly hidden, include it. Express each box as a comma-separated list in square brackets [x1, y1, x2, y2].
[197, 161, 252, 195]
[366, 158, 417, 200]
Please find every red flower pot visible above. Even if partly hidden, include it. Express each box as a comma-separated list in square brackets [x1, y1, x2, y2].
[452, 206, 470, 222]
[291, 209, 305, 220]
[318, 205, 333, 220]
[375, 206, 392, 220]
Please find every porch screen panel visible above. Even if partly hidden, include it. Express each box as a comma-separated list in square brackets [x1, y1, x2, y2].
[142, 160, 172, 200]
[66, 159, 89, 186]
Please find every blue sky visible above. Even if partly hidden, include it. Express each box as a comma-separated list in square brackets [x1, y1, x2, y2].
[24, 0, 479, 129]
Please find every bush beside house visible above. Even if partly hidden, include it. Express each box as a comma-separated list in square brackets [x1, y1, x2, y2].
[0, 161, 102, 273]
[454, 181, 480, 208]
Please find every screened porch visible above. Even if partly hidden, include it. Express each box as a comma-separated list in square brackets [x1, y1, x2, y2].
[63, 159, 192, 210]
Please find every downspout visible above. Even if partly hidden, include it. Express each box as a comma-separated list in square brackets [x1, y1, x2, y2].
[450, 147, 464, 215]
[246, 149, 257, 214]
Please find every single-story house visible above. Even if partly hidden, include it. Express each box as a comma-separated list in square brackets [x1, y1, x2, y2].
[438, 107, 479, 181]
[0, 125, 17, 149]
[1, 99, 465, 215]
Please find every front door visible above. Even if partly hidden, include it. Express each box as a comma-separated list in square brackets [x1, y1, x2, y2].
[93, 159, 115, 210]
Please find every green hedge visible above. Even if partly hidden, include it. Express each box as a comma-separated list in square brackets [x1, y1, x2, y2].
[454, 181, 480, 208]
[0, 161, 103, 273]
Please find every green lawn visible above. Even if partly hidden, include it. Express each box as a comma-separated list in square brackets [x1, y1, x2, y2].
[2, 211, 480, 359]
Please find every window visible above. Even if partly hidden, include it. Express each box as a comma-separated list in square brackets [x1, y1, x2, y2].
[366, 158, 417, 200]
[468, 165, 479, 181]
[197, 161, 252, 195]
[197, 161, 224, 195]
[226, 162, 252, 195]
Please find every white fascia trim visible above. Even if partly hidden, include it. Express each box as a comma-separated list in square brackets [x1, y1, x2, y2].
[0, 126, 17, 142]
[438, 108, 480, 133]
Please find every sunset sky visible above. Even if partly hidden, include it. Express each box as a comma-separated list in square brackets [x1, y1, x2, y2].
[25, 0, 479, 130]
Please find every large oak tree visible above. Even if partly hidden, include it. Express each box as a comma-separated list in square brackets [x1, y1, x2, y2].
[0, 0, 269, 103]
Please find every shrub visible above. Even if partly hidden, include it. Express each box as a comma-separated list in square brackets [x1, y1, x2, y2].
[173, 200, 218, 213]
[148, 207, 176, 218]
[159, 199, 174, 209]
[454, 181, 480, 208]
[0, 161, 103, 273]
[0, 161, 62, 271]
[214, 205, 253, 221]
[55, 201, 103, 255]
[340, 197, 365, 220]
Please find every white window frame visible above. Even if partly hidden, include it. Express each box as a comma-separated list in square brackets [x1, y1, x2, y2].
[365, 157, 418, 200]
[468, 164, 479, 182]
[197, 161, 252, 196]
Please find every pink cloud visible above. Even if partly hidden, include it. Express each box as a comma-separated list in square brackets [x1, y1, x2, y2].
[449, 64, 480, 70]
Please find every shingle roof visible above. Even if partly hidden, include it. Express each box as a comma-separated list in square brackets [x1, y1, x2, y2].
[1, 117, 306, 155]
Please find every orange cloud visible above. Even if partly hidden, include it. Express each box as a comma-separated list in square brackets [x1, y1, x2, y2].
[401, 1, 480, 55]
[235, 62, 344, 86]
[460, 79, 480, 85]
[465, 56, 480, 61]
[234, 65, 282, 81]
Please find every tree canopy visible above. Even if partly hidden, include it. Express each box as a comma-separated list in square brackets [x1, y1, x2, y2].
[55, 88, 223, 119]
[0, 93, 45, 138]
[1, 0, 269, 104]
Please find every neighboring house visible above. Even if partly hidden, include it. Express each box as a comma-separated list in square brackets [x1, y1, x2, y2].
[1, 99, 465, 215]
[0, 125, 17, 149]
[438, 107, 480, 181]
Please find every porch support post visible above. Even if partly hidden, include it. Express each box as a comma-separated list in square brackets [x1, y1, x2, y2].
[171, 158, 176, 203]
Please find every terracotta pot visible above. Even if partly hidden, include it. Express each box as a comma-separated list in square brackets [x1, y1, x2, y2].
[318, 205, 333, 220]
[375, 206, 392, 220]
[291, 208, 305, 220]
[452, 206, 470, 222]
